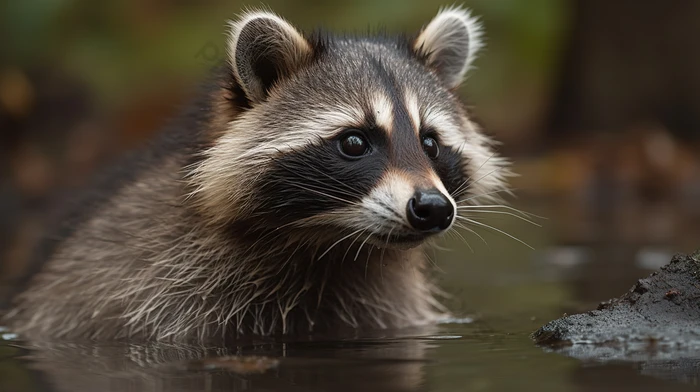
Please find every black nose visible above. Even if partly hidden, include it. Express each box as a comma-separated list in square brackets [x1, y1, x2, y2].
[406, 189, 454, 232]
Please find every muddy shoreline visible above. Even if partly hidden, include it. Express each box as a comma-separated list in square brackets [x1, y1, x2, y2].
[534, 251, 700, 348]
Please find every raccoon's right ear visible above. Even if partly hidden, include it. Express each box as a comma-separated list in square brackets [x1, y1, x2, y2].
[227, 11, 313, 104]
[413, 7, 484, 89]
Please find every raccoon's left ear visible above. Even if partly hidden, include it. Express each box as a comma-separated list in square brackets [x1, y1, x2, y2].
[228, 11, 313, 104]
[413, 7, 484, 89]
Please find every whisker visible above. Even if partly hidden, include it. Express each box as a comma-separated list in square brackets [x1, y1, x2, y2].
[456, 188, 517, 204]
[273, 148, 360, 196]
[270, 155, 362, 200]
[360, 228, 380, 278]
[457, 203, 546, 220]
[457, 209, 542, 226]
[379, 227, 394, 269]
[450, 228, 473, 253]
[342, 229, 366, 265]
[243, 219, 307, 254]
[355, 228, 376, 262]
[365, 242, 375, 273]
[456, 216, 534, 250]
[282, 182, 357, 206]
[453, 222, 489, 246]
[423, 249, 444, 272]
[317, 228, 364, 260]
[277, 176, 359, 203]
[452, 153, 496, 198]
[451, 179, 470, 201]
[462, 167, 502, 193]
[430, 241, 451, 251]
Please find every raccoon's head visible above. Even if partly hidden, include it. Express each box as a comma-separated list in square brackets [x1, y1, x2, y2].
[190, 8, 509, 249]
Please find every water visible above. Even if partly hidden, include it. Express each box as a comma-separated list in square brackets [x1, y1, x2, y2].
[2, 197, 700, 391]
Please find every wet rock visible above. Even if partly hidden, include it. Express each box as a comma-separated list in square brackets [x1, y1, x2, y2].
[533, 252, 700, 347]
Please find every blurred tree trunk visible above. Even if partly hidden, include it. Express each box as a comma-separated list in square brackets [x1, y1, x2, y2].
[547, 0, 700, 142]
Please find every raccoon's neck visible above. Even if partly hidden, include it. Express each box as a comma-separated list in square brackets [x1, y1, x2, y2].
[192, 227, 446, 335]
[145, 217, 445, 337]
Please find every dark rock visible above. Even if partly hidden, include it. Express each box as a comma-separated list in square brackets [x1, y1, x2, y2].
[533, 252, 700, 347]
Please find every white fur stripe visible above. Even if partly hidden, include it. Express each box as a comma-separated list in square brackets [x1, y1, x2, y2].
[371, 93, 394, 133]
[404, 91, 421, 135]
[363, 170, 414, 223]
[422, 106, 458, 142]
[429, 171, 457, 220]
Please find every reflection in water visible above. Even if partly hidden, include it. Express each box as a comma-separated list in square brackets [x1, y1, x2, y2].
[570, 363, 700, 391]
[544, 345, 700, 387]
[9, 329, 436, 392]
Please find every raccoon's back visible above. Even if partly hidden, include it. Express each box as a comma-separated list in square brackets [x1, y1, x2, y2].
[1, 82, 219, 330]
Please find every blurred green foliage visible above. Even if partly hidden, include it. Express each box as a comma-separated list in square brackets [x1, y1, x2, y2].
[1, 0, 567, 132]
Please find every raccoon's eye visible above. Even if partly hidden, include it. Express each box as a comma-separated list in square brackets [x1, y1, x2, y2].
[422, 136, 439, 159]
[339, 133, 369, 158]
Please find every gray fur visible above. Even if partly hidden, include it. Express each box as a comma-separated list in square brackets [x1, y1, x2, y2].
[4, 8, 508, 341]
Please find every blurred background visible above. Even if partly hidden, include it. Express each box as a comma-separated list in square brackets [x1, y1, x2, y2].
[2, 0, 700, 321]
[3, 1, 700, 390]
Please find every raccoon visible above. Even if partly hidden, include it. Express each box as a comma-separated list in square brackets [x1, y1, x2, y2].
[3, 7, 509, 341]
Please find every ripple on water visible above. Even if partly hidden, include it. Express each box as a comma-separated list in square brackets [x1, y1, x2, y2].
[1, 333, 17, 341]
[423, 335, 463, 340]
[437, 316, 475, 324]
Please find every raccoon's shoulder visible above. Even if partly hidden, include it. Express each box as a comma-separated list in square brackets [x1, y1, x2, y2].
[2, 71, 226, 306]
[54, 71, 223, 230]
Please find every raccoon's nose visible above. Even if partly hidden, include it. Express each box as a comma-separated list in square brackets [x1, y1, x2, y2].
[406, 189, 454, 232]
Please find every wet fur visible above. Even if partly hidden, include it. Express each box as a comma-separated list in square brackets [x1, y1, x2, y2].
[4, 8, 508, 341]
[4, 122, 443, 339]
